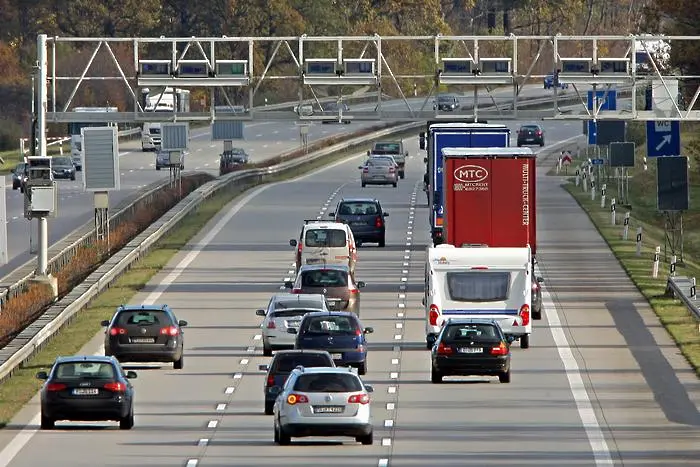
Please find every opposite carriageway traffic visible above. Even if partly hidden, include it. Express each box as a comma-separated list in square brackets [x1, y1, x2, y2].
[0, 119, 698, 466]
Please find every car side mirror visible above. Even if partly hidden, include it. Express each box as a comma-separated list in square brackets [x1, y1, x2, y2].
[358, 165, 364, 170]
[364, 384, 374, 393]
[287, 328, 298, 334]
[423, 157, 428, 163]
[255, 309, 266, 316]
[100, 320, 110, 327]
[269, 386, 282, 395]
[36, 371, 48, 380]
[178, 320, 188, 327]
[366, 150, 371, 156]
[258, 364, 269, 372]
[356, 281, 365, 288]
[126, 371, 138, 379]
[364, 327, 374, 334]
[383, 212, 389, 217]
[328, 212, 335, 217]
[284, 281, 294, 289]
[536, 276, 544, 284]
[506, 335, 516, 344]
[289, 239, 297, 247]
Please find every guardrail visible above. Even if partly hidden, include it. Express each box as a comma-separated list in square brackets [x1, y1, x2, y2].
[666, 276, 700, 328]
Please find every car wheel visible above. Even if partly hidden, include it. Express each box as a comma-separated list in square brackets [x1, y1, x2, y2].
[358, 361, 367, 375]
[431, 365, 443, 384]
[40, 413, 54, 430]
[120, 409, 135, 430]
[357, 431, 373, 445]
[264, 400, 274, 415]
[20, 186, 24, 194]
[533, 308, 542, 320]
[278, 425, 291, 445]
[263, 344, 273, 357]
[71, 175, 76, 181]
[499, 369, 511, 384]
[273, 422, 280, 444]
[174, 355, 184, 369]
[392, 182, 397, 188]
[520, 334, 530, 349]
[156, 166, 161, 171]
[399, 172, 405, 179]
[141, 145, 147, 152]
[361, 182, 366, 188]
[378, 237, 386, 248]
[426, 339, 433, 350]
[540, 141, 545, 147]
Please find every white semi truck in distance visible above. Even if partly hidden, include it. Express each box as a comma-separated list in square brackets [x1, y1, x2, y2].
[141, 88, 191, 151]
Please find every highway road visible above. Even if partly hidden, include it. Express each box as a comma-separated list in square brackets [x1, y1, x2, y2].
[0, 83, 557, 278]
[2, 116, 698, 466]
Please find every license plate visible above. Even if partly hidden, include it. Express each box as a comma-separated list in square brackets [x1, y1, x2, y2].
[306, 258, 322, 264]
[350, 221, 364, 225]
[131, 337, 155, 344]
[313, 406, 343, 413]
[72, 388, 99, 395]
[458, 347, 483, 354]
[331, 353, 343, 359]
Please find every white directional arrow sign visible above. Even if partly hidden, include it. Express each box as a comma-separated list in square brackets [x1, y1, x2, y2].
[656, 134, 672, 151]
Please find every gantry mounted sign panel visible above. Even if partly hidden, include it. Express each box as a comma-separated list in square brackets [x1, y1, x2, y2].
[37, 34, 700, 122]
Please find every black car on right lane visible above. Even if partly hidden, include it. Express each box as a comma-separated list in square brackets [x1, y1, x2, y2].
[431, 318, 512, 384]
[329, 198, 389, 247]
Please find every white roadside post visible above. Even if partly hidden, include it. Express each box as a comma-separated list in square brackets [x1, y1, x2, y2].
[652, 246, 660, 278]
[610, 197, 616, 225]
[670, 255, 677, 277]
[590, 175, 596, 201]
[691, 278, 696, 300]
[600, 183, 607, 209]
[622, 212, 630, 240]
[636, 227, 643, 256]
[582, 170, 588, 192]
[575, 168, 580, 186]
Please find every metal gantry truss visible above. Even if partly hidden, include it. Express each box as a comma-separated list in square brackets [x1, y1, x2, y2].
[36, 33, 700, 123]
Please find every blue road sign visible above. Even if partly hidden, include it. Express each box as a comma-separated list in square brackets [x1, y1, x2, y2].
[587, 90, 617, 145]
[646, 121, 681, 157]
[591, 158, 605, 165]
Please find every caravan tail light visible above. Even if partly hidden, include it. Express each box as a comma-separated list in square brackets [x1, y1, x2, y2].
[429, 304, 440, 326]
[519, 304, 530, 326]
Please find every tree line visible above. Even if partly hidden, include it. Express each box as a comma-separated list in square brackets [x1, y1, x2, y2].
[0, 0, 658, 149]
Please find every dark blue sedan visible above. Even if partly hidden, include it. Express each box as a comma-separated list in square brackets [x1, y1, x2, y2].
[288, 311, 373, 375]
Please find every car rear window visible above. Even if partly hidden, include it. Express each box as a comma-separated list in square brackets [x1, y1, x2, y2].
[373, 143, 400, 153]
[304, 228, 346, 248]
[337, 202, 378, 216]
[444, 324, 499, 342]
[301, 269, 348, 288]
[368, 158, 392, 166]
[271, 308, 316, 318]
[446, 271, 510, 302]
[274, 298, 323, 310]
[521, 125, 539, 131]
[303, 315, 359, 334]
[116, 310, 171, 326]
[274, 354, 333, 373]
[54, 361, 115, 379]
[293, 373, 363, 392]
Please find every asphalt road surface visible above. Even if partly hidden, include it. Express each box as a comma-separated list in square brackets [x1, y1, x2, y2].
[2, 117, 696, 466]
[0, 84, 556, 278]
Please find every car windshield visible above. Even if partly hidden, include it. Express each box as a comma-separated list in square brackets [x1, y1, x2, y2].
[337, 202, 378, 216]
[444, 324, 499, 342]
[149, 127, 161, 134]
[304, 228, 346, 248]
[446, 271, 510, 302]
[301, 269, 348, 288]
[274, 354, 333, 373]
[373, 143, 400, 153]
[53, 157, 72, 165]
[54, 361, 115, 379]
[274, 298, 323, 310]
[293, 373, 363, 392]
[270, 308, 317, 318]
[116, 310, 171, 326]
[438, 95, 455, 102]
[303, 315, 359, 335]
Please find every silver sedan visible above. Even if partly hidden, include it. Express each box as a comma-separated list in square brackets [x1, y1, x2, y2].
[359, 157, 398, 188]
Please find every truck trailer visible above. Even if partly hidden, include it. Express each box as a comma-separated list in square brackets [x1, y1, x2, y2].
[419, 122, 510, 245]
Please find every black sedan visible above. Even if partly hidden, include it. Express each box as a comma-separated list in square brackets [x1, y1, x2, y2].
[11, 162, 27, 192]
[102, 304, 187, 369]
[36, 355, 137, 429]
[431, 318, 512, 384]
[51, 156, 77, 180]
[329, 198, 388, 247]
[517, 124, 545, 147]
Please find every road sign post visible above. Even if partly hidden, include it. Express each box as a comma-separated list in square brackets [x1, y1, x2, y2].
[646, 121, 681, 158]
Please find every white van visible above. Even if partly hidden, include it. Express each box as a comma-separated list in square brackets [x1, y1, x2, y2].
[141, 123, 162, 151]
[424, 244, 532, 350]
[289, 221, 357, 275]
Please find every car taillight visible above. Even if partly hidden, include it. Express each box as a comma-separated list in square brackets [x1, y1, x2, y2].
[160, 326, 179, 336]
[429, 304, 440, 326]
[388, 167, 395, 173]
[437, 342, 453, 355]
[355, 328, 363, 336]
[286, 393, 309, 405]
[531, 282, 540, 292]
[536, 130, 543, 135]
[519, 304, 530, 326]
[362, 167, 369, 173]
[266, 375, 275, 387]
[348, 393, 370, 404]
[349, 286, 359, 294]
[375, 216, 383, 228]
[46, 383, 66, 392]
[104, 382, 126, 392]
[109, 327, 127, 336]
[267, 321, 276, 329]
[297, 243, 302, 255]
[490, 342, 509, 356]
[291, 288, 302, 294]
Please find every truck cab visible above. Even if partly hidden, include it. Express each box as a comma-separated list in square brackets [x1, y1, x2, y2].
[369, 141, 407, 179]
[424, 244, 533, 350]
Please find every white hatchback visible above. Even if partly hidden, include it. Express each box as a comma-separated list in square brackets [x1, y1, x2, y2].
[256, 294, 329, 356]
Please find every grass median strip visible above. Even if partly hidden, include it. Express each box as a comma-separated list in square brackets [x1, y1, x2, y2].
[562, 179, 700, 377]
